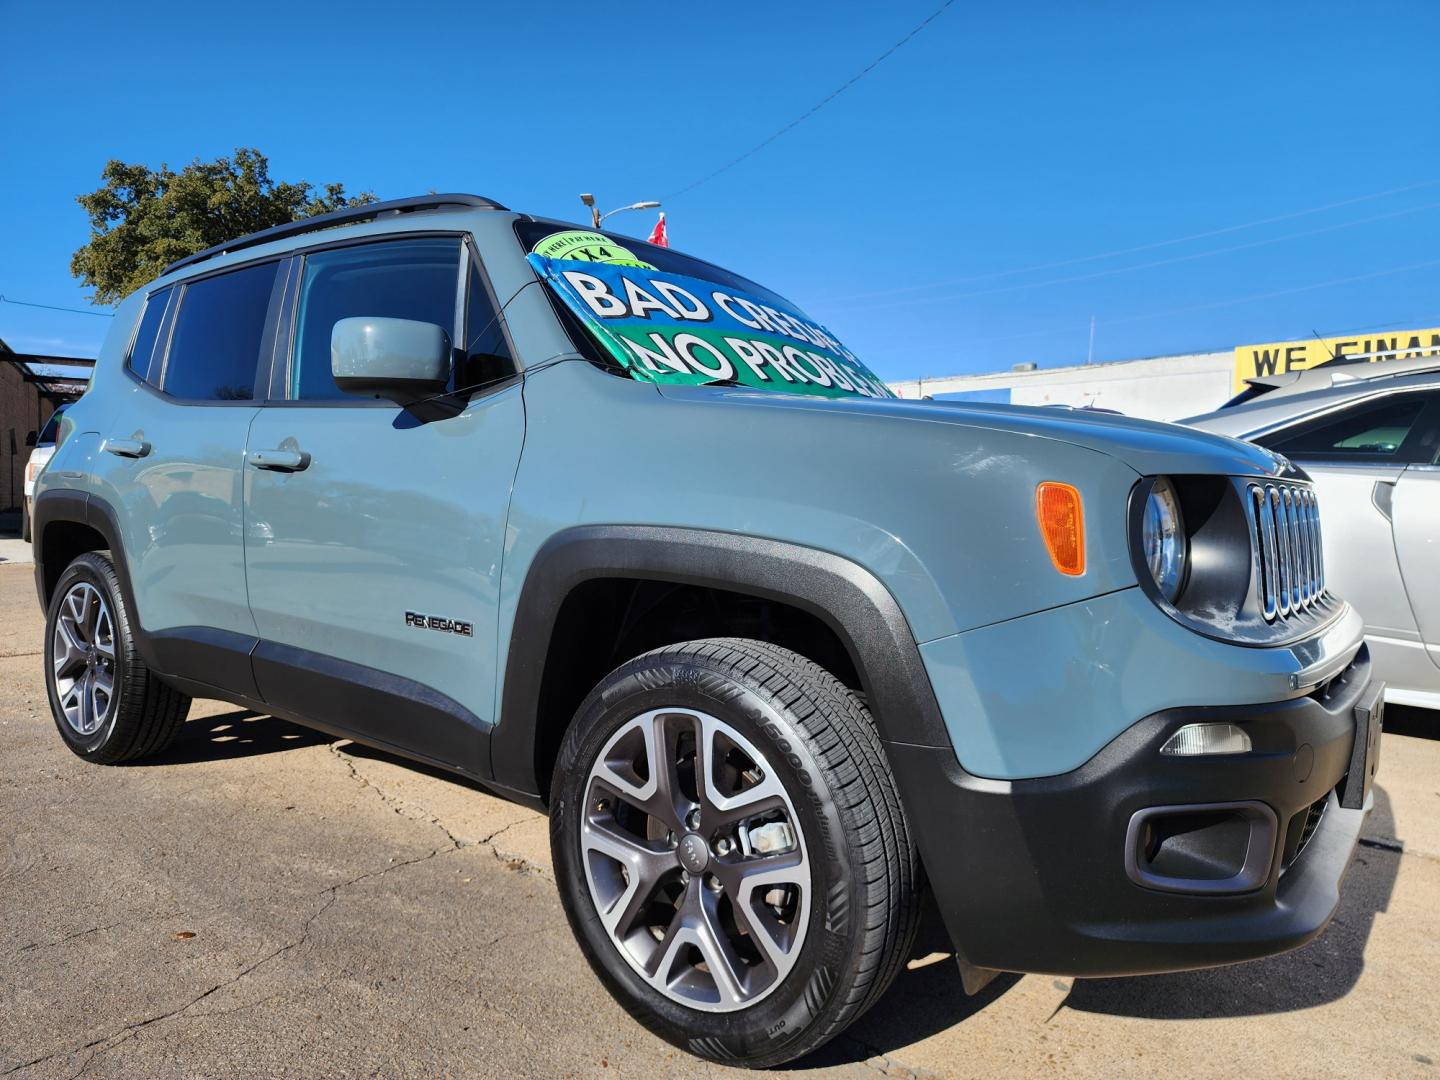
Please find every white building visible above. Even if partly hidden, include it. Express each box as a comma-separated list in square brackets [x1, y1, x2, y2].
[889, 326, 1440, 422]
[887, 350, 1235, 421]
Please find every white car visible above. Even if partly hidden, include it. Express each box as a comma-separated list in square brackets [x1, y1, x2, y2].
[21, 404, 67, 543]
[1186, 359, 1440, 711]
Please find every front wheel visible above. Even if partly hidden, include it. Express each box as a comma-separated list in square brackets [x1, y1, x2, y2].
[550, 638, 919, 1067]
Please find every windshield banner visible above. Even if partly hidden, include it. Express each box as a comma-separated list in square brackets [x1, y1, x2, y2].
[527, 254, 893, 399]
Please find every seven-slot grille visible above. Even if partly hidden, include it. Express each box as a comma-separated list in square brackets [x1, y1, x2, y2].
[1245, 482, 1326, 621]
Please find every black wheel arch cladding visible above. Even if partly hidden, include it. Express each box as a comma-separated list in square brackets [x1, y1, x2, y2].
[491, 525, 952, 799]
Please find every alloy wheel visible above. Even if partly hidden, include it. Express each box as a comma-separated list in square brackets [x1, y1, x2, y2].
[51, 581, 117, 737]
[581, 707, 812, 1013]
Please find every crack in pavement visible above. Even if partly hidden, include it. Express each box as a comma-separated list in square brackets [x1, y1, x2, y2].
[14, 910, 187, 956]
[5, 727, 544, 1077]
[833, 1034, 941, 1080]
[15, 921, 125, 955]
[474, 816, 550, 881]
[327, 742, 466, 852]
[3, 845, 460, 1079]
[327, 741, 545, 879]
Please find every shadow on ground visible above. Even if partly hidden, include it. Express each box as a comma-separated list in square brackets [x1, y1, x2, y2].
[131, 709, 330, 765]
[133, 707, 501, 799]
[337, 737, 498, 796]
[799, 892, 1024, 1068]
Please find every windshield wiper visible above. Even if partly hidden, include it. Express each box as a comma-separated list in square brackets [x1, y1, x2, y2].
[698, 377, 778, 392]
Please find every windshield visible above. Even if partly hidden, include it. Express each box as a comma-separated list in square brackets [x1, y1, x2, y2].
[517, 220, 892, 400]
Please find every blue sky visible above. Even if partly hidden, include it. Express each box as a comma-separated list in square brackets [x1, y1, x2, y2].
[2, 0, 1437, 382]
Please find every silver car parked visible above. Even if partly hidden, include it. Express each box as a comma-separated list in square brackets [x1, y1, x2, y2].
[1187, 358, 1440, 711]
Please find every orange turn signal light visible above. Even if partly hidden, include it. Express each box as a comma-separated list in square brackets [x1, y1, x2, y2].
[1035, 482, 1085, 576]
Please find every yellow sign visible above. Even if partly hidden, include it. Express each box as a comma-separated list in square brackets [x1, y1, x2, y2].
[1233, 328, 1440, 392]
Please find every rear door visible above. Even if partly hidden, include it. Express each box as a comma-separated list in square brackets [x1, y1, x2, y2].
[92, 261, 284, 681]
[242, 234, 524, 772]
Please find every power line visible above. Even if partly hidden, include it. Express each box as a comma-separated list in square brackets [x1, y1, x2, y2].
[0, 294, 115, 317]
[898, 313, 1440, 384]
[1085, 258, 1440, 330]
[663, 0, 958, 201]
[837, 178, 1440, 302]
[837, 200, 1440, 312]
[894, 258, 1440, 353]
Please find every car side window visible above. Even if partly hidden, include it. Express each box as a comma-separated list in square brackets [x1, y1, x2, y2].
[1260, 392, 1439, 463]
[290, 237, 462, 402]
[125, 287, 173, 386]
[162, 263, 280, 401]
[36, 408, 65, 447]
[454, 257, 516, 394]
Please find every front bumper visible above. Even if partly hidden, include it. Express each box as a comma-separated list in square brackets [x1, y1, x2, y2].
[889, 646, 1375, 977]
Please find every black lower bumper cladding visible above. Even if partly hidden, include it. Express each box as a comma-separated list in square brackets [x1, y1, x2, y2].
[890, 646, 1375, 978]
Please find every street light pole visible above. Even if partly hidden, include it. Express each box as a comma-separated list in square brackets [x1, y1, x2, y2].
[579, 194, 661, 230]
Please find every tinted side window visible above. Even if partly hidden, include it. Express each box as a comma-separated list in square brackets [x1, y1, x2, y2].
[291, 238, 461, 402]
[126, 287, 173, 385]
[163, 263, 279, 401]
[455, 259, 516, 393]
[37, 407, 65, 446]
[1262, 392, 1438, 462]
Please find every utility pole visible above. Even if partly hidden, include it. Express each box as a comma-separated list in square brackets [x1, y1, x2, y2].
[1087, 316, 1096, 365]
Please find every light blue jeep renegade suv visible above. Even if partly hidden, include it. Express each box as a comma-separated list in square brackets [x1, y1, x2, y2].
[32, 194, 1382, 1066]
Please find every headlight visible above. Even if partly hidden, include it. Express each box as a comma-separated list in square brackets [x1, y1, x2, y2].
[1141, 477, 1186, 602]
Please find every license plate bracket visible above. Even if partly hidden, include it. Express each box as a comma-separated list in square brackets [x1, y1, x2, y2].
[1338, 681, 1384, 810]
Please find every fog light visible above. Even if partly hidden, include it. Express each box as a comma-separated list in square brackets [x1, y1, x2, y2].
[1159, 723, 1252, 756]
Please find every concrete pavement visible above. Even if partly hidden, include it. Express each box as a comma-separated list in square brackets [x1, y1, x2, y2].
[1, 562, 1437, 1078]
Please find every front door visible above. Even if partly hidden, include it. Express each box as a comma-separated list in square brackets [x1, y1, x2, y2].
[1392, 460, 1440, 673]
[243, 235, 524, 773]
[1262, 387, 1440, 693]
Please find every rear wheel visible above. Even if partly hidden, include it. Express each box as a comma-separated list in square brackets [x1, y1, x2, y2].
[551, 638, 919, 1067]
[43, 552, 191, 763]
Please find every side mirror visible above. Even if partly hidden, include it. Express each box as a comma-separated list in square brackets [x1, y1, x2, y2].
[24, 431, 37, 448]
[331, 317, 451, 407]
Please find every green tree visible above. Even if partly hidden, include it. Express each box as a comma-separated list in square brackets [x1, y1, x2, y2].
[71, 148, 375, 304]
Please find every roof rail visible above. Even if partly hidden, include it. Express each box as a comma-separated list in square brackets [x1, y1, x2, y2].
[162, 193, 509, 275]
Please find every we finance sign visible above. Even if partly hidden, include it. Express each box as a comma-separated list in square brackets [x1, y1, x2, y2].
[1233, 328, 1440, 392]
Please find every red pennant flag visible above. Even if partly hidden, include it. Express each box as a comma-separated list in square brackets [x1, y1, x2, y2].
[647, 212, 668, 248]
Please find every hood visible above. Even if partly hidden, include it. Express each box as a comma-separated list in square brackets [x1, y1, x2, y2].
[657, 384, 1299, 480]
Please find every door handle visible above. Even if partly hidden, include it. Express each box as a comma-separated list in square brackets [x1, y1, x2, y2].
[247, 448, 311, 472]
[102, 437, 150, 459]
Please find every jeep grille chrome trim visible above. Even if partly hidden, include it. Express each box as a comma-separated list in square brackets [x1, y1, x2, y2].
[1246, 482, 1325, 622]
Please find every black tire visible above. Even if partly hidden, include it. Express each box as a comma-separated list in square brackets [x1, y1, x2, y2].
[43, 552, 191, 764]
[551, 638, 920, 1067]
[21, 499, 31, 544]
